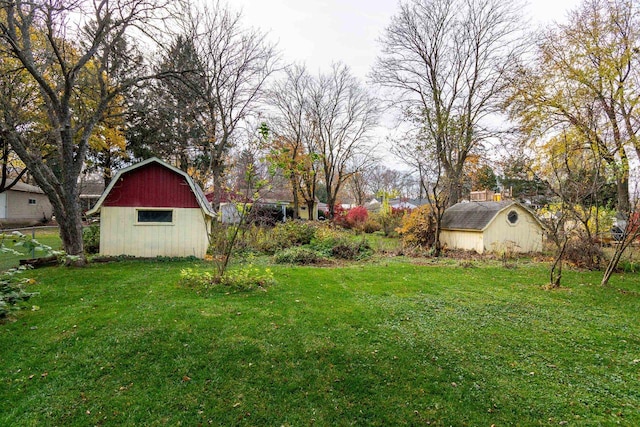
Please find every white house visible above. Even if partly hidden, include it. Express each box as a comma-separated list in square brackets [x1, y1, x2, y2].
[0, 182, 53, 226]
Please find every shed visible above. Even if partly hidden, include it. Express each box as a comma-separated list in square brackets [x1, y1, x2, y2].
[87, 158, 215, 258]
[0, 182, 53, 226]
[440, 201, 543, 254]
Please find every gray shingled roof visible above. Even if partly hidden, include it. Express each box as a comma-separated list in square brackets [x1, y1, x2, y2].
[441, 201, 516, 231]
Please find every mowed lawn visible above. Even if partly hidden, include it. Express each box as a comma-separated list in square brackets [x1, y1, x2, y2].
[1, 259, 639, 426]
[0, 227, 63, 271]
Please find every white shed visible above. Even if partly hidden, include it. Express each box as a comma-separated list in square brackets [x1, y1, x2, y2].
[87, 158, 215, 258]
[440, 201, 544, 254]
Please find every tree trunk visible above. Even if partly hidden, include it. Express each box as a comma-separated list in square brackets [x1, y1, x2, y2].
[616, 176, 630, 214]
[307, 199, 316, 220]
[289, 176, 299, 220]
[210, 167, 224, 211]
[433, 216, 442, 257]
[549, 238, 568, 288]
[326, 190, 337, 219]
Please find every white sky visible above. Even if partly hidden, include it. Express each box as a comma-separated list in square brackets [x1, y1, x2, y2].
[230, 0, 582, 80]
[225, 0, 583, 170]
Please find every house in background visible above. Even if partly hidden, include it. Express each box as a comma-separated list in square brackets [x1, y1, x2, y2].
[440, 201, 544, 254]
[208, 187, 319, 223]
[365, 197, 430, 213]
[79, 180, 106, 212]
[0, 182, 53, 226]
[469, 189, 512, 202]
[87, 157, 215, 258]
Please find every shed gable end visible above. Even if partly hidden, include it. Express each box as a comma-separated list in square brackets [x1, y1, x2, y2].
[103, 163, 200, 208]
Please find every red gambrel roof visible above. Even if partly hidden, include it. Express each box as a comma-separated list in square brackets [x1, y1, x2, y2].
[87, 157, 214, 217]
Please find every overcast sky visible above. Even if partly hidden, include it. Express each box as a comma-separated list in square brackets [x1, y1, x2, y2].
[222, 0, 583, 169]
[229, 0, 582, 80]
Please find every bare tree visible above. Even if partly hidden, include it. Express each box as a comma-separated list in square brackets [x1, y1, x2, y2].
[0, 0, 173, 261]
[372, 0, 526, 206]
[176, 2, 279, 207]
[267, 64, 317, 218]
[309, 63, 379, 218]
[365, 164, 410, 200]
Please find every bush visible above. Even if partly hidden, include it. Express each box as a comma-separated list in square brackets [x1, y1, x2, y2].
[362, 216, 382, 233]
[309, 224, 372, 260]
[0, 232, 56, 319]
[0, 266, 38, 319]
[180, 265, 275, 293]
[274, 247, 326, 265]
[396, 205, 435, 248]
[256, 221, 317, 254]
[247, 204, 284, 226]
[327, 204, 348, 227]
[564, 236, 604, 270]
[309, 224, 346, 255]
[83, 224, 100, 254]
[330, 239, 372, 260]
[378, 209, 406, 237]
[345, 206, 368, 230]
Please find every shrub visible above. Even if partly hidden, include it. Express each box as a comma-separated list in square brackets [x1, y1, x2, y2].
[362, 216, 382, 233]
[0, 232, 58, 319]
[274, 247, 326, 265]
[0, 266, 38, 319]
[378, 208, 406, 237]
[396, 205, 435, 248]
[310, 224, 346, 255]
[247, 204, 284, 226]
[564, 236, 604, 270]
[256, 221, 317, 254]
[83, 224, 100, 254]
[180, 265, 275, 293]
[345, 206, 368, 230]
[327, 204, 348, 227]
[330, 239, 372, 260]
[309, 224, 372, 260]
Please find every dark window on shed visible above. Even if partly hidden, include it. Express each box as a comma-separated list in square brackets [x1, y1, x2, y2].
[507, 210, 518, 224]
[137, 209, 173, 223]
[28, 198, 37, 205]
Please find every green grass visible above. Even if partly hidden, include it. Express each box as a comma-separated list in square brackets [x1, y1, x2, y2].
[1, 258, 639, 425]
[0, 228, 62, 271]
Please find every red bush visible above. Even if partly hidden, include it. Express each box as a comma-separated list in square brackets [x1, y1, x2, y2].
[346, 206, 369, 229]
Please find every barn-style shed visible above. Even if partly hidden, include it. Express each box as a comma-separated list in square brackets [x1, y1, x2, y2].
[87, 158, 214, 258]
[440, 201, 543, 254]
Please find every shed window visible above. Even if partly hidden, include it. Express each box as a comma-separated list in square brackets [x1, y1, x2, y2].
[507, 210, 519, 224]
[28, 199, 37, 205]
[137, 209, 173, 223]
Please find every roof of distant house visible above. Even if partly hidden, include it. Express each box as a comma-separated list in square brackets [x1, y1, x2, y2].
[2, 181, 45, 194]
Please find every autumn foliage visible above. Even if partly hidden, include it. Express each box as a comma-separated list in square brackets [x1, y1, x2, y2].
[345, 206, 368, 229]
[328, 205, 369, 230]
[396, 205, 435, 248]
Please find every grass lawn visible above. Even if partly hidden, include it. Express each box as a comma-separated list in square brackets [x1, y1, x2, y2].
[0, 227, 63, 271]
[1, 257, 639, 425]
